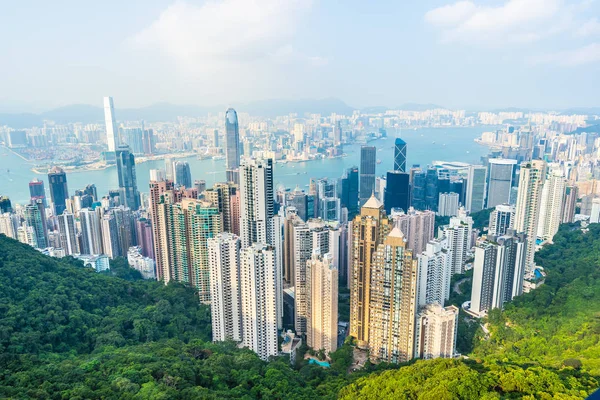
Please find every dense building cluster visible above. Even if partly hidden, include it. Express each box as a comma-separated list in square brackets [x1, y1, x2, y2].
[0, 96, 594, 366]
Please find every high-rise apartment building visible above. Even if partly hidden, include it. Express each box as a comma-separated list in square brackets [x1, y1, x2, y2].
[514, 160, 546, 272]
[465, 165, 487, 213]
[174, 161, 192, 189]
[225, 108, 241, 184]
[415, 304, 458, 359]
[438, 192, 459, 217]
[359, 146, 377, 206]
[149, 179, 175, 281]
[239, 158, 274, 248]
[441, 210, 473, 275]
[57, 212, 78, 255]
[391, 207, 435, 255]
[562, 185, 578, 223]
[103, 96, 120, 152]
[204, 182, 236, 233]
[240, 243, 280, 361]
[368, 228, 418, 363]
[306, 251, 338, 354]
[80, 207, 104, 255]
[116, 145, 140, 211]
[393, 138, 407, 172]
[349, 194, 392, 349]
[417, 239, 452, 307]
[0, 213, 18, 239]
[48, 166, 69, 216]
[24, 200, 47, 249]
[470, 231, 526, 317]
[537, 169, 566, 243]
[489, 204, 515, 236]
[208, 233, 242, 342]
[101, 213, 120, 258]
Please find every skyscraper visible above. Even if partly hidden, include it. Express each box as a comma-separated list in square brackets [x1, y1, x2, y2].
[349, 194, 392, 349]
[417, 239, 452, 307]
[57, 212, 79, 255]
[441, 210, 473, 275]
[24, 200, 47, 249]
[368, 228, 418, 363]
[340, 166, 359, 219]
[225, 108, 241, 184]
[415, 304, 458, 360]
[438, 192, 459, 217]
[29, 178, 46, 207]
[204, 182, 236, 233]
[101, 212, 120, 258]
[208, 233, 242, 342]
[239, 158, 274, 248]
[393, 137, 407, 172]
[240, 243, 279, 361]
[392, 207, 435, 255]
[466, 165, 487, 213]
[80, 207, 104, 255]
[489, 204, 515, 236]
[174, 161, 192, 189]
[306, 251, 338, 354]
[359, 146, 376, 206]
[103, 96, 120, 152]
[48, 166, 69, 216]
[384, 171, 410, 214]
[116, 146, 140, 211]
[149, 179, 175, 281]
[562, 185, 578, 223]
[425, 167, 439, 211]
[537, 168, 566, 243]
[470, 231, 526, 317]
[486, 159, 517, 208]
[514, 160, 546, 272]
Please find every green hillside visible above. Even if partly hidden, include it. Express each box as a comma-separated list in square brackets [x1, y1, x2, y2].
[1, 223, 599, 399]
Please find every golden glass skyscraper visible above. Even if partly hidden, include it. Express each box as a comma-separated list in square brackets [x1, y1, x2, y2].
[368, 227, 418, 363]
[349, 194, 391, 349]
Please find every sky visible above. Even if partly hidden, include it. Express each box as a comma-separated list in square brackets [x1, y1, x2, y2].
[1, 0, 599, 111]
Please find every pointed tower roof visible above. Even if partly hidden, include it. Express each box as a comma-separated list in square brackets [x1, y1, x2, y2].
[388, 226, 404, 238]
[363, 193, 382, 209]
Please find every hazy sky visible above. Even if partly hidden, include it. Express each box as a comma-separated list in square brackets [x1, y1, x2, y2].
[1, 0, 599, 111]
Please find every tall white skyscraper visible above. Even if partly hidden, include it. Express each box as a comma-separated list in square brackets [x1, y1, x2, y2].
[441, 209, 473, 275]
[537, 168, 566, 243]
[239, 158, 274, 248]
[438, 192, 459, 217]
[306, 251, 338, 354]
[57, 212, 78, 255]
[208, 233, 242, 342]
[80, 207, 103, 255]
[103, 96, 120, 152]
[417, 238, 452, 307]
[291, 219, 340, 335]
[466, 165, 487, 213]
[514, 160, 546, 272]
[489, 204, 515, 236]
[0, 213, 17, 239]
[240, 243, 279, 361]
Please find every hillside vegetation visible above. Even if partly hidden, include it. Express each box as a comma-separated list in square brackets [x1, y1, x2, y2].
[1, 224, 599, 398]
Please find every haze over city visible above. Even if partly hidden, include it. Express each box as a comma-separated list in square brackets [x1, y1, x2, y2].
[1, 0, 600, 111]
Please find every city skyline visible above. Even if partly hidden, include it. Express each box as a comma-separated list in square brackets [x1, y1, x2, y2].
[1, 1, 600, 111]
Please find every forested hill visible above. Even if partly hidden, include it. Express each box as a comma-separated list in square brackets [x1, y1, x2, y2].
[1, 224, 600, 399]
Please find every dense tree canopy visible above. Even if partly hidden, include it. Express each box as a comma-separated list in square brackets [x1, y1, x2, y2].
[1, 223, 599, 398]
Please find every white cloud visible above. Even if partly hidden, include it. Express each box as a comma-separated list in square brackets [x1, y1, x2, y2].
[576, 17, 600, 37]
[130, 0, 318, 68]
[425, 0, 567, 45]
[529, 42, 600, 66]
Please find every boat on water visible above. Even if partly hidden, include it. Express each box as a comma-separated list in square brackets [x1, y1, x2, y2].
[376, 159, 382, 164]
[212, 155, 225, 160]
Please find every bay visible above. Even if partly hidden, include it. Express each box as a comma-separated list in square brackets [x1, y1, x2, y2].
[0, 127, 490, 204]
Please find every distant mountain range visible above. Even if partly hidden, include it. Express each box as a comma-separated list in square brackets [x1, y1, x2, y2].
[0, 98, 357, 128]
[1, 99, 598, 129]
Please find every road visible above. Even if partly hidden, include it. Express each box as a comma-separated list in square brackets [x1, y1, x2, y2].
[453, 277, 470, 295]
